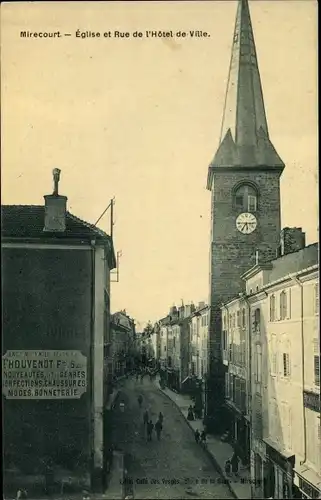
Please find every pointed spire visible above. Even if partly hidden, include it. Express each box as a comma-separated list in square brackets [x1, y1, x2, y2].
[207, 0, 284, 184]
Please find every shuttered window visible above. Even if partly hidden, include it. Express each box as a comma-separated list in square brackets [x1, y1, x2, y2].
[270, 295, 276, 322]
[271, 334, 278, 376]
[280, 291, 287, 320]
[255, 344, 262, 383]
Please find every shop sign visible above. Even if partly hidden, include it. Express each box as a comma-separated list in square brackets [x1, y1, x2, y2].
[2, 350, 87, 399]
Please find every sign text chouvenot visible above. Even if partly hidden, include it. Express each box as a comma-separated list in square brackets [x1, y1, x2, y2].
[2, 350, 87, 399]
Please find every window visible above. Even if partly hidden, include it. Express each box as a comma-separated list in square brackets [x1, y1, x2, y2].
[254, 308, 260, 334]
[270, 295, 276, 322]
[280, 290, 287, 320]
[237, 310, 241, 327]
[270, 335, 278, 376]
[314, 283, 319, 315]
[229, 314, 232, 329]
[242, 308, 246, 328]
[240, 328, 245, 365]
[173, 337, 176, 348]
[283, 344, 290, 377]
[248, 195, 257, 212]
[232, 375, 236, 402]
[240, 379, 246, 412]
[225, 373, 229, 398]
[255, 344, 262, 384]
[235, 195, 244, 208]
[229, 374, 233, 399]
[234, 183, 258, 212]
[222, 330, 228, 351]
[235, 377, 241, 408]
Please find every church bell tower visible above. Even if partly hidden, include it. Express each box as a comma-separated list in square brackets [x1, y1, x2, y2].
[206, 0, 284, 417]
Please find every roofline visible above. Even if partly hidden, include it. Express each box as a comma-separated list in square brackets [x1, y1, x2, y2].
[241, 262, 273, 281]
[262, 264, 319, 291]
[220, 294, 246, 309]
[223, 263, 319, 307]
[1, 237, 93, 246]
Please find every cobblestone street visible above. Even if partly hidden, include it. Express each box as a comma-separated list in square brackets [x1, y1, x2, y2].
[111, 377, 234, 499]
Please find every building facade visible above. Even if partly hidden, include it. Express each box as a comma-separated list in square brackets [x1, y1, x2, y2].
[190, 303, 209, 380]
[158, 304, 195, 392]
[206, 0, 285, 425]
[221, 296, 251, 465]
[240, 236, 319, 500]
[2, 171, 116, 495]
[110, 310, 136, 378]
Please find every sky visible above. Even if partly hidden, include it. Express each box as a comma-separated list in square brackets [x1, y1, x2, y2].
[1, 1, 318, 328]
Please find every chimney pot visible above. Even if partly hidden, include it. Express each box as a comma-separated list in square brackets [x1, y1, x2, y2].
[43, 169, 67, 232]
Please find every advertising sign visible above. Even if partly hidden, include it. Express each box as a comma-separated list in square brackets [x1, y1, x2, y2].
[2, 350, 87, 399]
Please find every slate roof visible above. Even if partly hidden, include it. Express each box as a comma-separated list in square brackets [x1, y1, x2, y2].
[1, 205, 111, 241]
[207, 0, 284, 189]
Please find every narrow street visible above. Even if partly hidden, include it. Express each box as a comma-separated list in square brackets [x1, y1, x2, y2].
[111, 377, 234, 499]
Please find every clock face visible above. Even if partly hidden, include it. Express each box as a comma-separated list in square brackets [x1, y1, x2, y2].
[236, 212, 257, 234]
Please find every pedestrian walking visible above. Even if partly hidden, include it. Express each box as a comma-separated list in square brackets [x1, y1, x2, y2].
[194, 429, 200, 444]
[200, 430, 207, 448]
[143, 409, 149, 426]
[137, 394, 143, 408]
[158, 411, 164, 424]
[155, 419, 163, 441]
[231, 451, 240, 476]
[224, 459, 232, 476]
[187, 405, 195, 421]
[147, 420, 154, 441]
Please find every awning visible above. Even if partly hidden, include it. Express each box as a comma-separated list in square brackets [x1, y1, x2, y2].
[294, 463, 321, 492]
[182, 376, 191, 385]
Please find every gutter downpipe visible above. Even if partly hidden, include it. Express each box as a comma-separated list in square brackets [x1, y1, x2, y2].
[290, 274, 307, 466]
[242, 294, 254, 496]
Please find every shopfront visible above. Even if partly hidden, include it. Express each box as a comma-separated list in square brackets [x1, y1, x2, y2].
[294, 465, 321, 499]
[264, 440, 296, 499]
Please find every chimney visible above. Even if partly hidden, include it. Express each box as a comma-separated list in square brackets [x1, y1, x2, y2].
[280, 227, 306, 256]
[43, 169, 67, 232]
[184, 304, 191, 317]
[198, 301, 206, 310]
[179, 305, 185, 319]
[169, 305, 178, 316]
